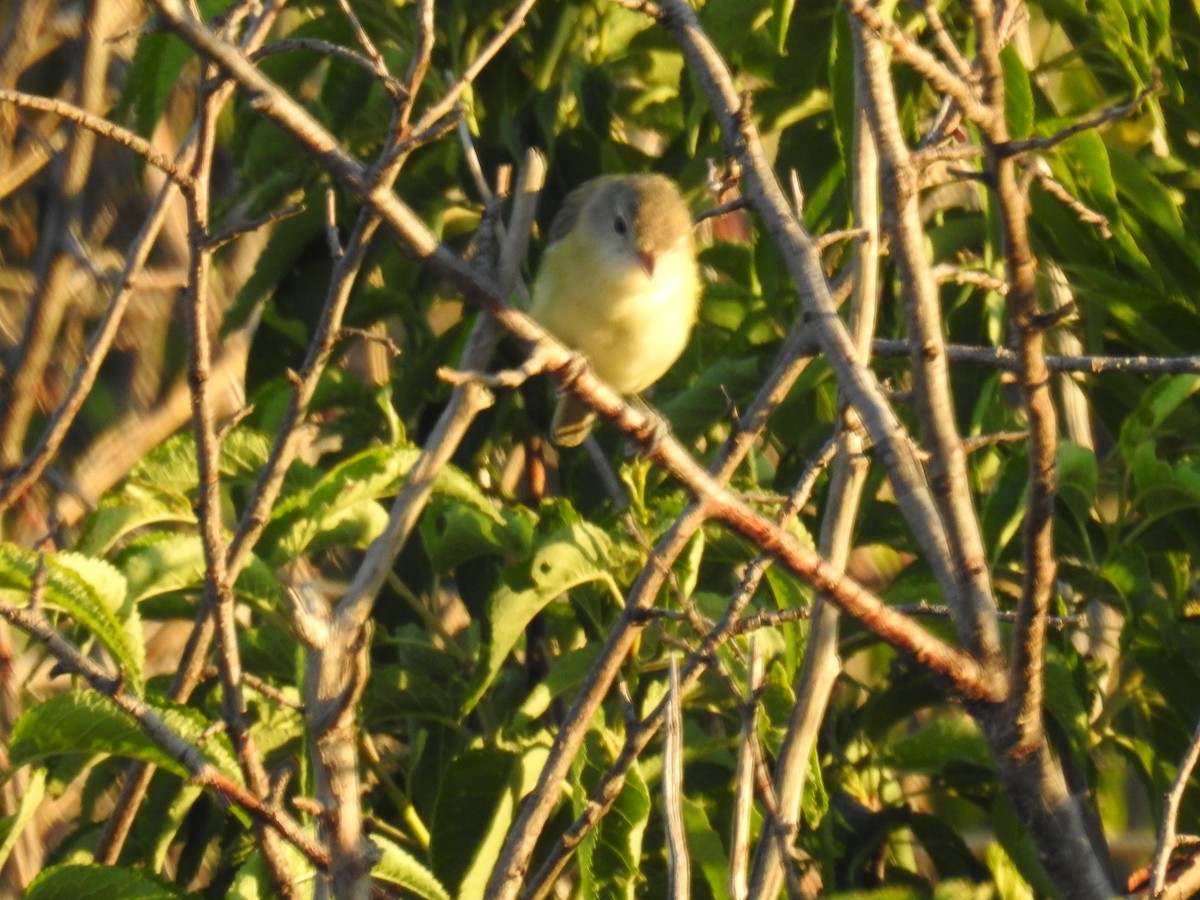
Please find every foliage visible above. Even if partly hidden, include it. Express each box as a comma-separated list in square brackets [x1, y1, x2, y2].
[0, 0, 1199, 897]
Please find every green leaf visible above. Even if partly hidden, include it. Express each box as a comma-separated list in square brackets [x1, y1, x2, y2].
[76, 486, 196, 557]
[981, 453, 1028, 566]
[226, 839, 315, 899]
[991, 792, 1056, 896]
[682, 796, 731, 900]
[265, 444, 501, 562]
[1053, 130, 1118, 219]
[772, 0, 796, 53]
[223, 199, 325, 335]
[1000, 44, 1033, 139]
[889, 714, 994, 773]
[371, 834, 451, 900]
[511, 643, 602, 728]
[9, 691, 241, 785]
[117, 533, 208, 604]
[127, 429, 273, 495]
[420, 502, 535, 574]
[0, 767, 45, 872]
[0, 544, 143, 688]
[1118, 375, 1200, 461]
[430, 744, 549, 898]
[1057, 441, 1099, 527]
[24, 864, 190, 899]
[462, 522, 620, 714]
[986, 841, 1035, 900]
[576, 732, 651, 898]
[149, 781, 204, 875]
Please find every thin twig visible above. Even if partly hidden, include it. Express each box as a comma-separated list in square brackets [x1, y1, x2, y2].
[1029, 166, 1111, 238]
[396, 0, 435, 134]
[842, 0, 997, 132]
[183, 61, 293, 892]
[0, 89, 195, 191]
[1150, 716, 1200, 894]
[0, 597, 329, 869]
[729, 639, 761, 900]
[251, 38, 405, 98]
[919, 0, 971, 78]
[997, 77, 1162, 159]
[869, 339, 1200, 375]
[94, 5, 284, 860]
[663, 657, 689, 900]
[204, 202, 306, 250]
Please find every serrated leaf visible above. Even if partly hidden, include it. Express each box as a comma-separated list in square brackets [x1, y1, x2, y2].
[576, 732, 650, 899]
[265, 444, 501, 563]
[0, 544, 143, 687]
[24, 864, 190, 900]
[9, 691, 242, 786]
[126, 429, 273, 495]
[117, 533, 207, 604]
[115, 532, 283, 609]
[371, 834, 451, 900]
[76, 486, 196, 557]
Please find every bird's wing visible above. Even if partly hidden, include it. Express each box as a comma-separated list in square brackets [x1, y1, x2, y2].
[545, 176, 617, 246]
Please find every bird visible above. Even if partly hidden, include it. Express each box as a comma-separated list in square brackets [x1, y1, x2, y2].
[529, 174, 700, 447]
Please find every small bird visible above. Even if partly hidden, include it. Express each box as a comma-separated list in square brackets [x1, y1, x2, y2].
[530, 174, 700, 447]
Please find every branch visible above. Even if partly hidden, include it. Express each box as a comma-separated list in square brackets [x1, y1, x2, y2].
[969, 0, 1059, 759]
[251, 39, 405, 99]
[0, 89, 195, 192]
[1150, 715, 1200, 894]
[182, 64, 292, 893]
[870, 339, 1200, 375]
[521, 438, 842, 899]
[749, 28, 883, 892]
[849, 0, 1004, 667]
[968, 1, 1115, 893]
[997, 76, 1163, 158]
[662, 659, 689, 900]
[0, 158, 187, 517]
[140, 12, 1005, 896]
[841, 0, 998, 132]
[0, 596, 328, 870]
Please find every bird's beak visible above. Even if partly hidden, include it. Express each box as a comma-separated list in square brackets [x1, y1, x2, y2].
[637, 250, 656, 277]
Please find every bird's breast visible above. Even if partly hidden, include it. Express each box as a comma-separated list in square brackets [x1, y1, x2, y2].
[531, 245, 698, 395]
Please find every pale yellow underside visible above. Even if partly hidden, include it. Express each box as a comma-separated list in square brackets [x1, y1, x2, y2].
[530, 229, 699, 396]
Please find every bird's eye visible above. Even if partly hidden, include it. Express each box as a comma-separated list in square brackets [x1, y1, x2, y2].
[613, 216, 628, 236]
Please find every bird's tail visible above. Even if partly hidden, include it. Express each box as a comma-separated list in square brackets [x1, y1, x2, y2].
[551, 394, 596, 447]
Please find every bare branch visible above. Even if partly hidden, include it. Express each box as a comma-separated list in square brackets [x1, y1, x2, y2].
[251, 38, 406, 98]
[663, 658, 689, 900]
[0, 597, 329, 870]
[842, 0, 998, 131]
[1029, 165, 1112, 238]
[997, 77, 1163, 159]
[0, 89, 195, 192]
[1150, 716, 1200, 894]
